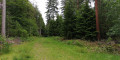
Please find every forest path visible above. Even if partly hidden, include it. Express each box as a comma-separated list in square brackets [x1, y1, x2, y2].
[0, 37, 120, 60]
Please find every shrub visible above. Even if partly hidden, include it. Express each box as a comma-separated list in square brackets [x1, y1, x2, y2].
[13, 54, 31, 60]
[107, 37, 112, 42]
[65, 40, 84, 47]
[0, 35, 10, 54]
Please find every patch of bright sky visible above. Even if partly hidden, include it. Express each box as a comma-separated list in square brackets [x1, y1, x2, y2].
[29, 0, 94, 24]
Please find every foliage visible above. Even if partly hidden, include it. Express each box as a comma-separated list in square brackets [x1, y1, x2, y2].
[34, 7, 46, 36]
[1, 37, 120, 60]
[48, 15, 63, 36]
[55, 15, 64, 36]
[63, 0, 76, 39]
[46, 0, 64, 37]
[63, 0, 96, 40]
[0, 0, 45, 37]
[98, 0, 120, 39]
[75, 1, 96, 40]
[0, 35, 10, 54]
[107, 20, 120, 39]
[48, 20, 57, 36]
[46, 0, 58, 22]
[46, 0, 97, 40]
[65, 40, 84, 47]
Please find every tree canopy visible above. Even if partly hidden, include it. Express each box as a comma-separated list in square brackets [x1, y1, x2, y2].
[0, 0, 45, 37]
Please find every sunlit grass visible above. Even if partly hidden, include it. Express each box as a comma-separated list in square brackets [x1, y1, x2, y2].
[0, 37, 120, 60]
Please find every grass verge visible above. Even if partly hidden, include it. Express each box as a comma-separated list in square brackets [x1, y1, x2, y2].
[0, 37, 120, 60]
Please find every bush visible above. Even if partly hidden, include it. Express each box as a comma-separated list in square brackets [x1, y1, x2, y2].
[13, 54, 31, 60]
[65, 40, 84, 47]
[107, 21, 120, 40]
[0, 35, 10, 54]
[18, 29, 28, 38]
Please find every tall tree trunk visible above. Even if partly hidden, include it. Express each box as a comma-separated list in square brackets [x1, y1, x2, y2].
[95, 0, 100, 40]
[1, 0, 6, 37]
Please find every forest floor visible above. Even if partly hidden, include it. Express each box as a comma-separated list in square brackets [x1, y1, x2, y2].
[0, 37, 120, 60]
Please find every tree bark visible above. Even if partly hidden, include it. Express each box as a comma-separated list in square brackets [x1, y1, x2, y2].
[95, 0, 100, 40]
[1, 0, 6, 37]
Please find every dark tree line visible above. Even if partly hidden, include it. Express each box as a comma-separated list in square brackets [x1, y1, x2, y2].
[46, 0, 96, 41]
[45, 0, 63, 36]
[98, 0, 120, 40]
[0, 0, 45, 37]
[46, 0, 120, 41]
[0, 0, 119, 41]
[63, 0, 96, 40]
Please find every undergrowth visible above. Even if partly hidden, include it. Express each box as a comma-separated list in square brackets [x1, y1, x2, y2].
[0, 35, 10, 54]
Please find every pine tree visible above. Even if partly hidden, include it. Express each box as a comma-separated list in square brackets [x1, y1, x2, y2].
[46, 0, 58, 22]
[75, 1, 96, 40]
[46, 0, 59, 36]
[56, 15, 64, 36]
[64, 0, 76, 39]
[98, 0, 120, 39]
[48, 20, 56, 36]
[0, 0, 45, 37]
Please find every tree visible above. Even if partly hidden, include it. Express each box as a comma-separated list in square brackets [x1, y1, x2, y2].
[47, 15, 63, 36]
[1, 0, 6, 37]
[6, 0, 38, 37]
[98, 0, 120, 40]
[63, 0, 76, 39]
[75, 1, 96, 40]
[62, 0, 96, 40]
[46, 0, 59, 36]
[105, 0, 120, 40]
[48, 20, 56, 36]
[34, 6, 45, 36]
[56, 15, 64, 36]
[46, 0, 58, 23]
[0, 0, 45, 37]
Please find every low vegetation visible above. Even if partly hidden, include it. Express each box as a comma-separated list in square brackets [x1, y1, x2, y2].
[64, 39, 120, 54]
[0, 37, 120, 60]
[0, 36, 10, 54]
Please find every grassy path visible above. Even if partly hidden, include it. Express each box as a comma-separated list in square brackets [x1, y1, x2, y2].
[0, 37, 120, 60]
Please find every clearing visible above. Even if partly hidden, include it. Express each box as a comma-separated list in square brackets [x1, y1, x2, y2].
[0, 37, 120, 60]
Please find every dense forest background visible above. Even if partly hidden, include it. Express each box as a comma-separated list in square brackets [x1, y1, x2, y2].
[46, 0, 120, 41]
[0, 0, 120, 42]
[98, 0, 120, 40]
[0, 0, 45, 37]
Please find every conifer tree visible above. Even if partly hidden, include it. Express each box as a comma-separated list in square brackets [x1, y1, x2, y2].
[64, 0, 76, 39]
[46, 0, 58, 22]
[75, 1, 96, 40]
[56, 15, 64, 36]
[0, 0, 45, 37]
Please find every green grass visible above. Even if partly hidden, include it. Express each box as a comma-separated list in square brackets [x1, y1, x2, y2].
[0, 37, 120, 60]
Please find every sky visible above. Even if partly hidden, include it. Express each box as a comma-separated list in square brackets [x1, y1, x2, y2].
[29, 0, 62, 24]
[29, 0, 94, 24]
